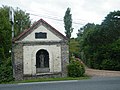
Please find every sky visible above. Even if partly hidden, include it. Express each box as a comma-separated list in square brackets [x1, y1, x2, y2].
[0, 0, 120, 37]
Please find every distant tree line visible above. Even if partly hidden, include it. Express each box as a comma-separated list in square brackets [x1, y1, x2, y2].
[77, 11, 120, 71]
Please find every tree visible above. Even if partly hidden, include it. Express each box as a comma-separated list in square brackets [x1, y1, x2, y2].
[0, 5, 31, 62]
[77, 28, 83, 40]
[101, 11, 120, 44]
[0, 6, 11, 62]
[0, 5, 31, 83]
[77, 11, 120, 70]
[77, 23, 97, 67]
[64, 7, 73, 40]
[14, 7, 31, 36]
[0, 6, 13, 83]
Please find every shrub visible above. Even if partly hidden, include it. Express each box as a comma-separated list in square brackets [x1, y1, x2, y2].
[101, 59, 120, 71]
[67, 58, 85, 77]
[0, 57, 14, 83]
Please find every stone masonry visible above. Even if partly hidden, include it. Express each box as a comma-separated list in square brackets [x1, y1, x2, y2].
[13, 41, 69, 80]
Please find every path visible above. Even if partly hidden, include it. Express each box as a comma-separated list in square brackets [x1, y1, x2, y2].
[85, 68, 120, 77]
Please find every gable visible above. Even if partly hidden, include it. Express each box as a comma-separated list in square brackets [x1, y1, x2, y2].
[14, 19, 67, 42]
[22, 25, 61, 42]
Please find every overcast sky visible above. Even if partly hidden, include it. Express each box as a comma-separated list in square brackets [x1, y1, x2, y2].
[0, 0, 120, 37]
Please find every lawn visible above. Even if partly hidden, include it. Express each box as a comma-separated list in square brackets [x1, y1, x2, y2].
[7, 76, 90, 84]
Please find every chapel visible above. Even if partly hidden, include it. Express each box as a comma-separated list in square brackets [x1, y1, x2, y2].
[13, 19, 69, 80]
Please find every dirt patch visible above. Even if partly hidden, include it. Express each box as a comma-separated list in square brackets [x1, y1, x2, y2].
[85, 68, 120, 77]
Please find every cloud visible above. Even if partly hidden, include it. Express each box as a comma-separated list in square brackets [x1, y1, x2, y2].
[0, 0, 120, 37]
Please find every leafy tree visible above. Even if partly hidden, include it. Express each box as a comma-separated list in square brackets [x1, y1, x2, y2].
[77, 23, 97, 67]
[77, 11, 120, 70]
[0, 5, 31, 83]
[64, 7, 73, 40]
[0, 6, 11, 62]
[14, 7, 31, 36]
[0, 6, 13, 83]
[101, 11, 120, 44]
[77, 28, 83, 40]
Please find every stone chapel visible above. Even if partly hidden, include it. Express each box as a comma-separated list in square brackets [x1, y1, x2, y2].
[13, 19, 69, 80]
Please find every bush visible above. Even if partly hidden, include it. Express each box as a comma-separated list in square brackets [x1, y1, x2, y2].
[101, 59, 120, 71]
[0, 57, 14, 83]
[67, 58, 85, 77]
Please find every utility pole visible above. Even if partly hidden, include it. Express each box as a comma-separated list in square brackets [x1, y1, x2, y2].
[9, 7, 14, 38]
[9, 7, 15, 77]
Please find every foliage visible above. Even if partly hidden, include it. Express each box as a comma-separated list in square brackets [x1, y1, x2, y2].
[67, 58, 85, 77]
[77, 11, 120, 71]
[0, 5, 31, 83]
[64, 7, 73, 40]
[0, 57, 14, 83]
[69, 38, 80, 58]
[0, 6, 11, 61]
[101, 11, 120, 43]
[14, 7, 31, 36]
[101, 39, 120, 70]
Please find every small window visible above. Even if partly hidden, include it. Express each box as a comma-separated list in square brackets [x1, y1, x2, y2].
[35, 32, 47, 39]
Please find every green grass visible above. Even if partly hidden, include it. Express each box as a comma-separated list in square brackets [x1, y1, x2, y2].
[6, 76, 90, 84]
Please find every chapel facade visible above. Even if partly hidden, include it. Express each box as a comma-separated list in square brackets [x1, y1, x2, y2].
[13, 19, 69, 80]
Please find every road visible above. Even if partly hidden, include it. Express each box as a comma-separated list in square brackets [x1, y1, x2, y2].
[0, 77, 120, 90]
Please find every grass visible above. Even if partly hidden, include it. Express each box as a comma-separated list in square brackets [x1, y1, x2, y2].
[5, 76, 90, 84]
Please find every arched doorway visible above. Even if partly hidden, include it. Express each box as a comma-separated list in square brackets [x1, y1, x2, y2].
[36, 49, 49, 73]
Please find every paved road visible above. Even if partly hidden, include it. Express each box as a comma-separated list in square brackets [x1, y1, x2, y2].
[0, 77, 120, 90]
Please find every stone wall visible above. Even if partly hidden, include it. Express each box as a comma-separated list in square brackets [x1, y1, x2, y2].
[13, 40, 69, 80]
[13, 43, 23, 80]
[23, 72, 62, 80]
[61, 42, 69, 77]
